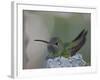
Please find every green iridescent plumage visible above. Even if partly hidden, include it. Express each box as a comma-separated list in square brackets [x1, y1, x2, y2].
[34, 29, 88, 58]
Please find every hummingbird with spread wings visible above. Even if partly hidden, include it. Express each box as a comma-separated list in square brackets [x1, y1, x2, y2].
[34, 29, 88, 59]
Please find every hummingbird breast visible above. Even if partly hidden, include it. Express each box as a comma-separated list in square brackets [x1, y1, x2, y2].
[47, 44, 59, 53]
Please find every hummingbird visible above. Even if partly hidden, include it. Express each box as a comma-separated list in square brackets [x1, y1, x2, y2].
[34, 29, 88, 59]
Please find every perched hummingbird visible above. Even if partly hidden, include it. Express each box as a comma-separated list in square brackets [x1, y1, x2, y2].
[34, 29, 88, 59]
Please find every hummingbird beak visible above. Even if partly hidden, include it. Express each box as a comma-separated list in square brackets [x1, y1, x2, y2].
[34, 39, 50, 44]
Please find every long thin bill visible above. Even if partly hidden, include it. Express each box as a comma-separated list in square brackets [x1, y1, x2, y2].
[34, 39, 49, 44]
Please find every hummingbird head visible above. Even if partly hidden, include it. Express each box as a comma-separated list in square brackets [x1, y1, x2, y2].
[49, 37, 59, 45]
[34, 37, 62, 53]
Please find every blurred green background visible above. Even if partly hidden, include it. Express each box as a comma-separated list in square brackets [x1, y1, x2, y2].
[23, 10, 91, 69]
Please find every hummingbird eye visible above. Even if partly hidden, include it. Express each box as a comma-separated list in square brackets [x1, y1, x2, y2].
[55, 42, 58, 45]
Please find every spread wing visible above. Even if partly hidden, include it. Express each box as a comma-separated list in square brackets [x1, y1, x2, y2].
[64, 29, 88, 56]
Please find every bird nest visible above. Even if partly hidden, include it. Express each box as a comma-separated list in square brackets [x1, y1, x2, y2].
[46, 53, 87, 68]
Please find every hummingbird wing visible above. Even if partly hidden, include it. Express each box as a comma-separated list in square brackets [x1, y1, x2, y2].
[72, 29, 85, 42]
[65, 29, 88, 56]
